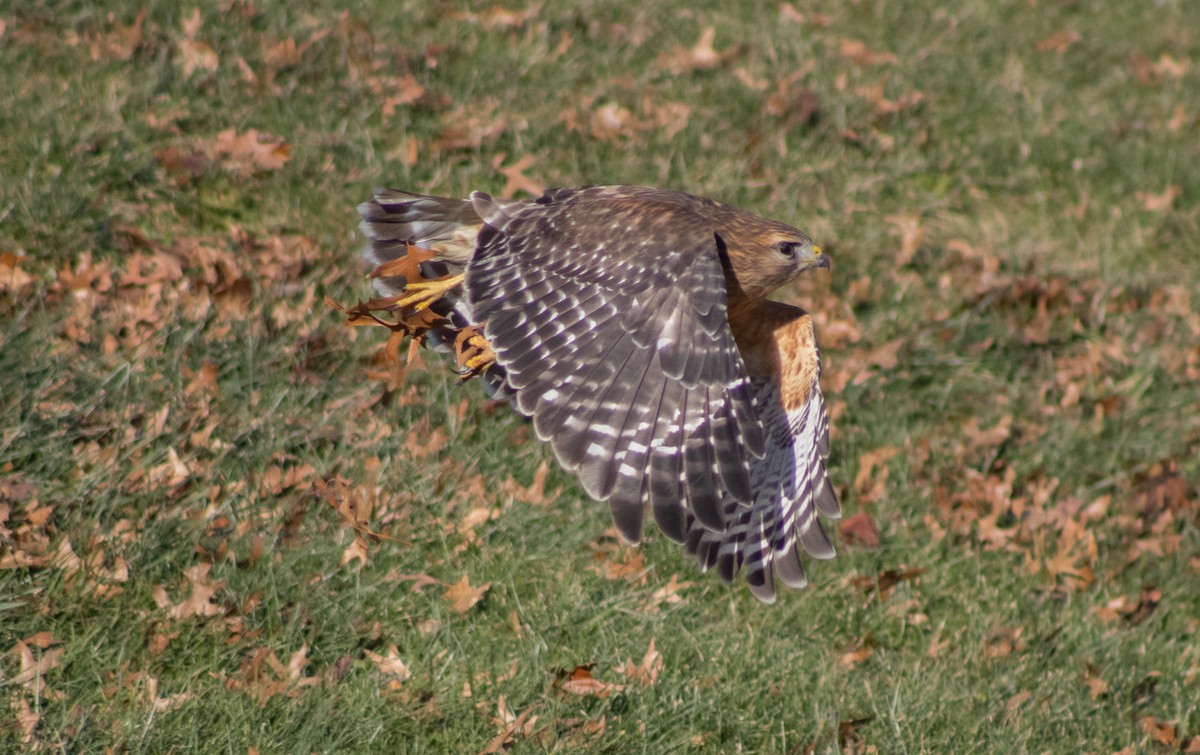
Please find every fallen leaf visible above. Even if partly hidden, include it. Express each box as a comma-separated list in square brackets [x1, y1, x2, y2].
[381, 74, 426, 120]
[647, 573, 692, 605]
[13, 697, 39, 745]
[483, 699, 541, 753]
[0, 252, 35, 292]
[1036, 30, 1081, 54]
[181, 8, 204, 40]
[206, 128, 291, 175]
[178, 39, 219, 77]
[558, 665, 626, 697]
[838, 716, 874, 753]
[444, 574, 490, 613]
[839, 512, 880, 546]
[589, 102, 641, 141]
[1137, 185, 1180, 213]
[587, 534, 648, 584]
[885, 213, 924, 266]
[456, 2, 544, 30]
[10, 640, 65, 692]
[983, 626, 1024, 658]
[157, 563, 225, 620]
[1005, 689, 1031, 714]
[840, 639, 874, 668]
[618, 638, 663, 687]
[1130, 53, 1190, 85]
[492, 153, 545, 198]
[840, 38, 897, 66]
[853, 446, 900, 503]
[1141, 716, 1177, 747]
[658, 27, 739, 73]
[1083, 662, 1109, 700]
[364, 645, 411, 683]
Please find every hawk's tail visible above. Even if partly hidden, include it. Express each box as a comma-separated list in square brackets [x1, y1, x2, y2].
[356, 188, 512, 400]
[358, 188, 482, 296]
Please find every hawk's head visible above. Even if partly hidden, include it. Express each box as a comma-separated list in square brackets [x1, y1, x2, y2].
[714, 209, 827, 304]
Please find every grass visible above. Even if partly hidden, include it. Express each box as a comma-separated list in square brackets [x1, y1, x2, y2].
[2, 0, 1199, 752]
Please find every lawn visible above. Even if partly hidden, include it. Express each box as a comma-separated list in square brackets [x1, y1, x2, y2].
[2, 0, 1199, 752]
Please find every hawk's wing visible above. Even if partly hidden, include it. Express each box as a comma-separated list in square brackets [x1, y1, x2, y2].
[686, 310, 841, 602]
[465, 186, 765, 544]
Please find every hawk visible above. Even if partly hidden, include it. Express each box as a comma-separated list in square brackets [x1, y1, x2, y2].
[355, 185, 839, 602]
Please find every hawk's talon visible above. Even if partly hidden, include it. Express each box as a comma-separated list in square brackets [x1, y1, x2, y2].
[464, 349, 494, 372]
[454, 328, 496, 377]
[394, 273, 466, 312]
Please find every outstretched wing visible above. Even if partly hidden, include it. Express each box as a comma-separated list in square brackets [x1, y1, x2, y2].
[465, 186, 766, 544]
[685, 307, 841, 602]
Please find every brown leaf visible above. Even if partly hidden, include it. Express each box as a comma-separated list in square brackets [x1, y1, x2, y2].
[381, 74, 426, 120]
[838, 716, 874, 753]
[587, 534, 649, 584]
[853, 446, 900, 503]
[851, 567, 924, 602]
[983, 626, 1024, 658]
[1141, 716, 1177, 747]
[885, 214, 924, 266]
[647, 573, 693, 606]
[618, 638, 663, 687]
[779, 4, 830, 26]
[1137, 185, 1180, 212]
[492, 153, 545, 199]
[10, 640, 64, 692]
[444, 574, 490, 613]
[13, 696, 38, 744]
[840, 38, 897, 66]
[456, 2, 543, 30]
[1083, 662, 1109, 700]
[178, 39, 219, 77]
[588, 102, 640, 141]
[206, 128, 292, 175]
[483, 699, 542, 753]
[1036, 30, 1081, 54]
[1005, 689, 1031, 714]
[160, 563, 226, 620]
[657, 27, 740, 74]
[88, 8, 146, 61]
[839, 638, 875, 668]
[839, 512, 880, 547]
[181, 8, 203, 39]
[368, 243, 438, 285]
[502, 461, 561, 507]
[558, 665, 626, 698]
[1130, 53, 1190, 86]
[650, 101, 692, 138]
[0, 252, 35, 292]
[22, 632, 56, 649]
[364, 645, 411, 682]
[962, 415, 1012, 451]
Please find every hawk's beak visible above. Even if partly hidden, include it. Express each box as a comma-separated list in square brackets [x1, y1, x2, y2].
[812, 245, 830, 269]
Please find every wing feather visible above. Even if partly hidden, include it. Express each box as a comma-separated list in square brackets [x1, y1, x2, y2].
[684, 307, 841, 602]
[466, 187, 761, 547]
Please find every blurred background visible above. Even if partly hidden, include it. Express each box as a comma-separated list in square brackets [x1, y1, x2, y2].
[1, 1, 1198, 751]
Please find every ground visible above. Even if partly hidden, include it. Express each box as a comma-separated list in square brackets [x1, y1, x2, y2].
[1, 1, 1199, 752]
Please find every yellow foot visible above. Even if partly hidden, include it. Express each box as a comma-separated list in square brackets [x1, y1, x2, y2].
[394, 272, 466, 312]
[455, 327, 496, 377]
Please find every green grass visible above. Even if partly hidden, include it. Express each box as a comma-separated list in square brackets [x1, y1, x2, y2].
[3, 0, 1199, 752]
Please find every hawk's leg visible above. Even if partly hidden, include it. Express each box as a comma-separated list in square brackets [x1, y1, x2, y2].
[455, 326, 496, 377]
[394, 273, 466, 312]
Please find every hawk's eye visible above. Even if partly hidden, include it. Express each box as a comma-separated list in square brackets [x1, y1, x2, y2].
[777, 242, 800, 259]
